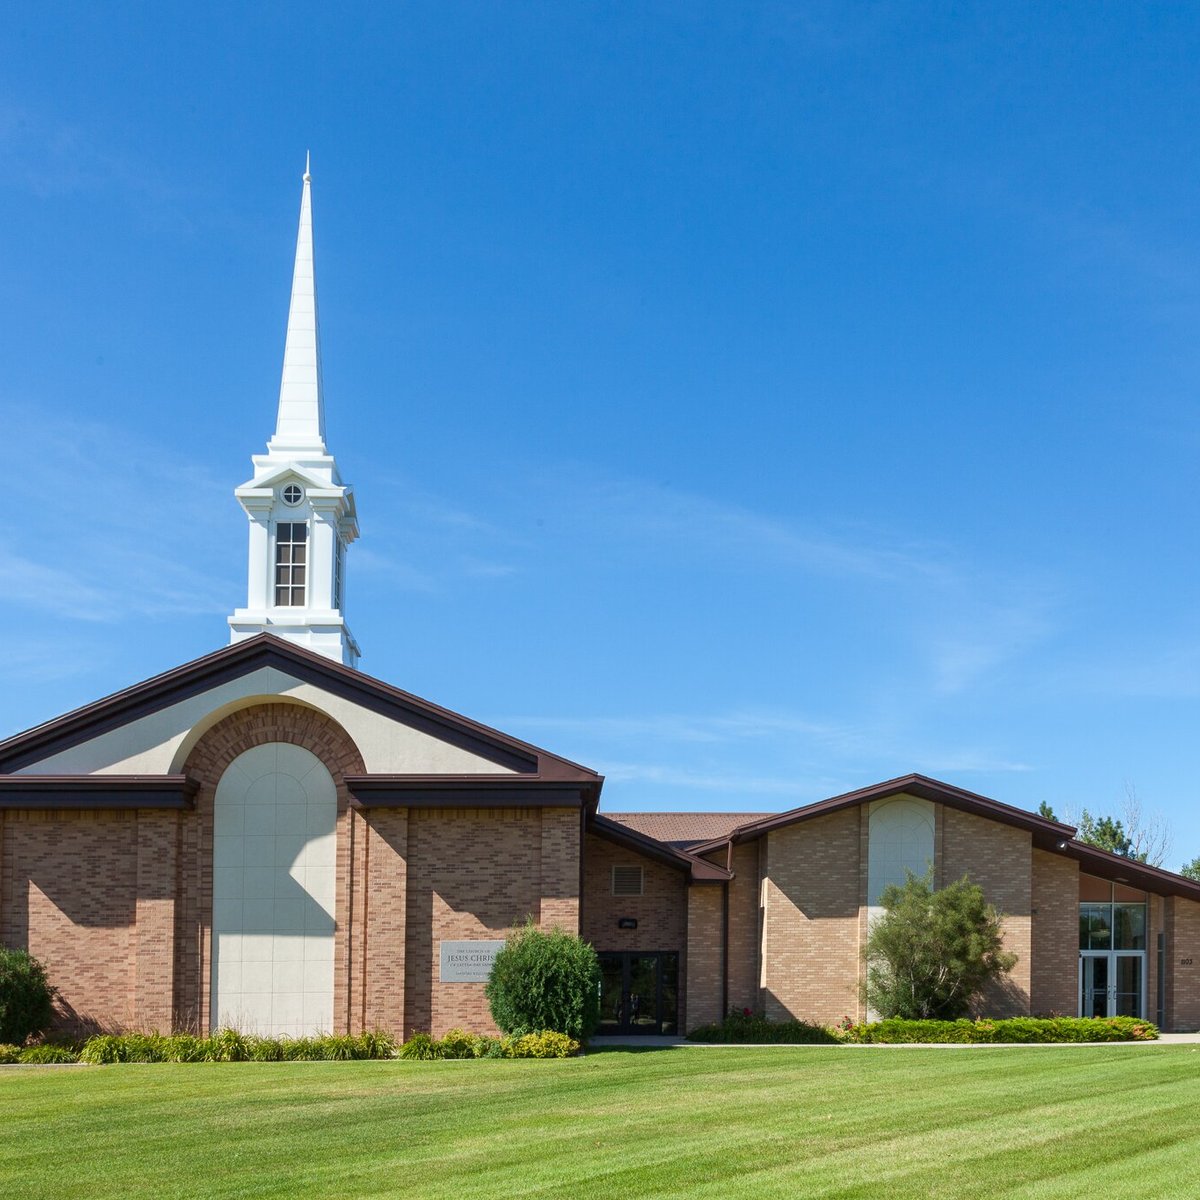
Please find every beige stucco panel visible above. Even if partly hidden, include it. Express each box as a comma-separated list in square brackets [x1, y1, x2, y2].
[16, 666, 518, 777]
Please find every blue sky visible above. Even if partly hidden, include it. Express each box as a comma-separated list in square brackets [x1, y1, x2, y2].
[2, 4, 1199, 861]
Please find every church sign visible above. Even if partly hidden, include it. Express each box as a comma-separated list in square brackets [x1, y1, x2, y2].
[439, 940, 505, 983]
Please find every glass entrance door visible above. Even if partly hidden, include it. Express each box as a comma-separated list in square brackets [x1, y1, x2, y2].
[597, 952, 679, 1035]
[1080, 952, 1144, 1018]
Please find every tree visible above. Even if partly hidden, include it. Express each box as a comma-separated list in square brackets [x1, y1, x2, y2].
[1180, 857, 1200, 883]
[1037, 801, 1058, 821]
[865, 872, 1017, 1020]
[485, 920, 601, 1040]
[0, 947, 55, 1045]
[1074, 786, 1171, 867]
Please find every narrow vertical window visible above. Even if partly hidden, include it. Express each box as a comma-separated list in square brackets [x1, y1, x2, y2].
[333, 539, 345, 611]
[275, 522, 307, 606]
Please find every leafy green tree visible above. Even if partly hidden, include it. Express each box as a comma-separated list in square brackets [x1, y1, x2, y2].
[0, 947, 55, 1045]
[485, 920, 600, 1040]
[1077, 810, 1134, 858]
[1180, 857, 1200, 882]
[1037, 801, 1057, 821]
[865, 872, 1017, 1020]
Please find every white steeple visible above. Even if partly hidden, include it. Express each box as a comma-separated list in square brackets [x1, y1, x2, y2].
[228, 158, 361, 666]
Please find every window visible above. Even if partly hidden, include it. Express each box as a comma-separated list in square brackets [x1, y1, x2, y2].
[611, 864, 644, 897]
[275, 522, 307, 606]
[281, 483, 304, 506]
[333, 539, 345, 611]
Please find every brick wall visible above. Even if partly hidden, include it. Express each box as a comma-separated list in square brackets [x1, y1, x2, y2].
[402, 806, 580, 1038]
[0, 810, 139, 1032]
[725, 842, 761, 1014]
[761, 808, 862, 1026]
[581, 834, 687, 954]
[685, 884, 723, 1030]
[1166, 896, 1200, 1031]
[940, 807, 1031, 1016]
[1030, 848, 1078, 1016]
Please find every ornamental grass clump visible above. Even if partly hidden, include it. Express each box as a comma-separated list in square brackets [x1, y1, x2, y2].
[865, 871, 1016, 1020]
[484, 920, 600, 1040]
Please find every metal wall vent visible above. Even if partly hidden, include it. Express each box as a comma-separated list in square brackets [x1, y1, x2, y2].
[611, 864, 644, 897]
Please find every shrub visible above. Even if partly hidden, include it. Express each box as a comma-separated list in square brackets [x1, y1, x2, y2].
[399, 1033, 443, 1060]
[471, 1035, 504, 1059]
[0, 1043, 22, 1064]
[687, 1010, 840, 1044]
[501, 1030, 579, 1058]
[18, 1044, 79, 1064]
[160, 1034, 207, 1063]
[0, 948, 56, 1046]
[841, 1016, 1158, 1044]
[485, 920, 600, 1040]
[865, 872, 1017, 1020]
[78, 1035, 127, 1065]
[205, 1028, 252, 1062]
[438, 1028, 477, 1060]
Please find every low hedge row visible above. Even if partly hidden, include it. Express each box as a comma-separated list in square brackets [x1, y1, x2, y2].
[686, 1012, 840, 1044]
[399, 1028, 579, 1059]
[0, 1030, 397, 1064]
[842, 1016, 1159, 1043]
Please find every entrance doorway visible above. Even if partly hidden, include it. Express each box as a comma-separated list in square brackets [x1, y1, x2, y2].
[597, 952, 679, 1035]
[1079, 952, 1144, 1018]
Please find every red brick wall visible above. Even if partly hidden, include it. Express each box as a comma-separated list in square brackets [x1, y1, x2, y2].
[940, 807, 1031, 1015]
[0, 810, 139, 1032]
[761, 808, 862, 1026]
[1030, 848, 1078, 1016]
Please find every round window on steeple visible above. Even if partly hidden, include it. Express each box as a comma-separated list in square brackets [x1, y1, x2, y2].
[281, 484, 304, 506]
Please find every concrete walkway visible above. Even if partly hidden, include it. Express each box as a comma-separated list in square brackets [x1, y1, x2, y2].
[589, 1032, 1200, 1049]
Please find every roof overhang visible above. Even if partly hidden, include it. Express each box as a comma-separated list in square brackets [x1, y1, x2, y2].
[347, 775, 598, 809]
[0, 775, 198, 810]
[1062, 839, 1200, 902]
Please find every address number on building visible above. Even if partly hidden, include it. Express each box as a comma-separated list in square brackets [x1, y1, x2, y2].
[439, 940, 505, 983]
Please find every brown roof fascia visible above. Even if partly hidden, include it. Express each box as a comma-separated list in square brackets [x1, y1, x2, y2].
[346, 775, 599, 810]
[1064, 839, 1200, 902]
[685, 773, 1077, 856]
[0, 635, 603, 787]
[588, 814, 732, 884]
[0, 774, 198, 810]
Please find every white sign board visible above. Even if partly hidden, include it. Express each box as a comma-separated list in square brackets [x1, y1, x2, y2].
[439, 940, 505, 983]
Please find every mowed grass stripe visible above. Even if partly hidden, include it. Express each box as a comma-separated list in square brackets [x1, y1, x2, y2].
[2, 1046, 1199, 1199]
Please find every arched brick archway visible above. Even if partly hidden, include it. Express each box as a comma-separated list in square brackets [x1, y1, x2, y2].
[175, 702, 366, 1032]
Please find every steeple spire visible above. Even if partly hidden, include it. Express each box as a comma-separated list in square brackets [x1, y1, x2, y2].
[229, 158, 360, 667]
[269, 156, 326, 454]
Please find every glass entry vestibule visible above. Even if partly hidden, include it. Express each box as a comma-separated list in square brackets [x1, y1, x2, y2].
[597, 952, 679, 1036]
[1079, 875, 1147, 1019]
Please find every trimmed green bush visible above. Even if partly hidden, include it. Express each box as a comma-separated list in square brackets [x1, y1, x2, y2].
[397, 1029, 580, 1059]
[75, 1030, 398, 1064]
[842, 1016, 1158, 1043]
[502, 1030, 579, 1058]
[687, 1011, 840, 1044]
[18, 1044, 79, 1064]
[437, 1028, 477, 1059]
[0, 1043, 22, 1064]
[398, 1033, 443, 1060]
[485, 920, 600, 1040]
[0, 948, 56, 1046]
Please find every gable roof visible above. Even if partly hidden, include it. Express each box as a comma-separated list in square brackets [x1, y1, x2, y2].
[686, 773, 1076, 855]
[604, 811, 773, 850]
[588, 814, 732, 884]
[0, 634, 602, 799]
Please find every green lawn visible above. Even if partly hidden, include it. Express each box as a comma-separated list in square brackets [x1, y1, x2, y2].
[3, 1045, 1199, 1199]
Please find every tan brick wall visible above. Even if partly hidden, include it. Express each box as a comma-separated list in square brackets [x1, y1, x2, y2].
[581, 835, 687, 954]
[402, 807, 579, 1038]
[0, 810, 139, 1032]
[685, 884, 724, 1030]
[940, 807, 1031, 1016]
[1166, 896, 1200, 1031]
[1030, 849, 1078, 1016]
[540, 808, 581, 933]
[725, 842, 761, 1014]
[761, 808, 862, 1026]
[362, 808, 408, 1034]
[133, 810, 179, 1031]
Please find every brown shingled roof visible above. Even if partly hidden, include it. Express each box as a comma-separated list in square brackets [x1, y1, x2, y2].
[603, 811, 773, 850]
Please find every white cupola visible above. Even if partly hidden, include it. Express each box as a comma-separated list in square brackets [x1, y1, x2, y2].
[228, 156, 360, 666]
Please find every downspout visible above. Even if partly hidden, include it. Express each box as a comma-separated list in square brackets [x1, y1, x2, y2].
[721, 878, 729, 1019]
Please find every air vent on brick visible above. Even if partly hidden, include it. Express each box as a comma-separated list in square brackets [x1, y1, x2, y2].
[611, 864, 644, 897]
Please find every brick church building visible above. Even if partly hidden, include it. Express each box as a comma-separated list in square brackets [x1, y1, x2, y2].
[1, 166, 1197, 1038]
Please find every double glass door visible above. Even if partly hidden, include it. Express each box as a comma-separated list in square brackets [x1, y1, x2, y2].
[1080, 952, 1144, 1018]
[598, 952, 679, 1035]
